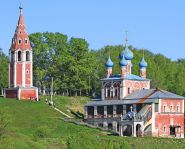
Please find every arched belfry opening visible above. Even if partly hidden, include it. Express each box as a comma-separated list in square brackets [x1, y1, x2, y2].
[26, 51, 30, 61]
[136, 124, 142, 137]
[18, 51, 22, 61]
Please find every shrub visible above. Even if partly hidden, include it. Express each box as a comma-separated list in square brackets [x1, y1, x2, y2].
[33, 126, 51, 139]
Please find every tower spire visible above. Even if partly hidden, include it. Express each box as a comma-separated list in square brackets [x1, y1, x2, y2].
[125, 30, 128, 45]
[142, 48, 144, 58]
[108, 47, 111, 58]
[19, 0, 23, 14]
[10, 0, 31, 51]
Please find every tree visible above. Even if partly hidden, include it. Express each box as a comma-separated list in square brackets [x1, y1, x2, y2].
[29, 32, 185, 97]
[0, 48, 8, 95]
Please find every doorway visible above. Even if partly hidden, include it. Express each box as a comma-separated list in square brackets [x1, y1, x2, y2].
[170, 126, 176, 136]
[136, 124, 142, 137]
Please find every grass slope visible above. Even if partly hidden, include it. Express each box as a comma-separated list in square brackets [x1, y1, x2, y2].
[0, 97, 185, 149]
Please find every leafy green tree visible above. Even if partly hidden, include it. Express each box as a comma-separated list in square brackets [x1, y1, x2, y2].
[29, 32, 185, 97]
[0, 48, 8, 95]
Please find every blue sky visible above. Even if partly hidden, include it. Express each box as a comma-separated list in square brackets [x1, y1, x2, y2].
[0, 0, 185, 60]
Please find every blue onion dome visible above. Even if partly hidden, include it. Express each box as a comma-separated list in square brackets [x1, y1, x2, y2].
[105, 56, 114, 68]
[139, 57, 148, 68]
[124, 45, 133, 60]
[119, 56, 128, 67]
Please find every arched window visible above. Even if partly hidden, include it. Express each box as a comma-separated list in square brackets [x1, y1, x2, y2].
[107, 89, 110, 97]
[170, 105, 173, 112]
[163, 126, 166, 132]
[163, 105, 166, 112]
[18, 51, 22, 61]
[18, 39, 22, 45]
[177, 105, 180, 112]
[26, 51, 30, 61]
[25, 39, 28, 44]
[115, 88, 118, 97]
[128, 87, 131, 94]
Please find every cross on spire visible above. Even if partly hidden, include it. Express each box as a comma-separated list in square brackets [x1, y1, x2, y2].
[108, 47, 111, 58]
[125, 30, 128, 43]
[10, 0, 31, 51]
[19, 0, 23, 14]
[142, 48, 145, 58]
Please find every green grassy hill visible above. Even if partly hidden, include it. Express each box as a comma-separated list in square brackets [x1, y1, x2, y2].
[0, 97, 185, 149]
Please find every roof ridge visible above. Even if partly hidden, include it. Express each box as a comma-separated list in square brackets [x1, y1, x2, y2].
[137, 89, 157, 104]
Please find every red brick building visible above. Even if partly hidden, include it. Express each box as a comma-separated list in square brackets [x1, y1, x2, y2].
[84, 37, 184, 138]
[5, 4, 38, 100]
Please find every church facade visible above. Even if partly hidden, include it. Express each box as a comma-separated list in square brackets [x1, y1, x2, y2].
[5, 5, 38, 100]
[84, 38, 184, 138]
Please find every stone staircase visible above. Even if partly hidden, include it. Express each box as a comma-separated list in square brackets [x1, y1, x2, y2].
[136, 104, 152, 129]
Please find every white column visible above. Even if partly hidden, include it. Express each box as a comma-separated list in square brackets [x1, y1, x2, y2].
[101, 87, 104, 100]
[159, 99, 161, 113]
[152, 103, 155, 135]
[22, 62, 25, 87]
[133, 104, 137, 113]
[94, 106, 97, 118]
[13, 56, 17, 87]
[22, 51, 26, 87]
[123, 105, 126, 114]
[8, 64, 10, 88]
[36, 88, 39, 101]
[104, 106, 107, 118]
[133, 123, 136, 137]
[30, 50, 33, 87]
[84, 106, 88, 119]
[103, 121, 108, 129]
[18, 88, 21, 100]
[112, 121, 117, 131]
[120, 85, 122, 99]
[120, 125, 123, 136]
[105, 88, 107, 98]
[182, 100, 184, 114]
[122, 80, 127, 98]
[13, 52, 17, 87]
[112, 87, 115, 97]
[30, 62, 33, 87]
[113, 105, 117, 117]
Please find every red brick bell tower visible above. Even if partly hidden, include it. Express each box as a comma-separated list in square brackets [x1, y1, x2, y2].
[5, 3, 38, 100]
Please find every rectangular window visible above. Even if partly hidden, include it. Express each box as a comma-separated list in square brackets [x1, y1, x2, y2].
[163, 126, 166, 132]
[170, 105, 173, 112]
[155, 103, 159, 112]
[177, 105, 180, 113]
[163, 105, 166, 112]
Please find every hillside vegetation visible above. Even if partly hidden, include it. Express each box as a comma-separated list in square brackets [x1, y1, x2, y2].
[1, 32, 185, 97]
[0, 97, 185, 149]
[29, 32, 185, 97]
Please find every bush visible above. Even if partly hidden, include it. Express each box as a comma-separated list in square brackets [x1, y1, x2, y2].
[33, 126, 51, 139]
